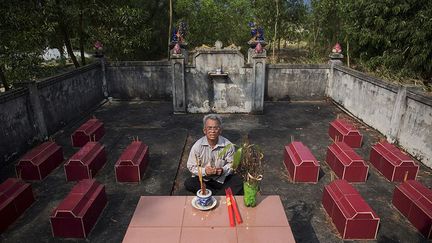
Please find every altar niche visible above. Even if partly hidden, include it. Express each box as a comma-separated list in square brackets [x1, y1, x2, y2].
[170, 41, 266, 114]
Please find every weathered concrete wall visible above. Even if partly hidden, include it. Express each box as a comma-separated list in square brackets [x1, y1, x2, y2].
[0, 62, 103, 168]
[398, 96, 432, 166]
[0, 89, 37, 168]
[105, 58, 330, 111]
[38, 63, 103, 134]
[267, 64, 329, 101]
[328, 66, 396, 135]
[106, 61, 172, 100]
[185, 50, 254, 113]
[329, 65, 432, 168]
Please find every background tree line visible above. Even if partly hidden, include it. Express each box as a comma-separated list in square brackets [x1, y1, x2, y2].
[1, 0, 430, 91]
[309, 0, 431, 84]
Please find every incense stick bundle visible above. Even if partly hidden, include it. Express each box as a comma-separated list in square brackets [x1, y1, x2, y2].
[195, 154, 206, 195]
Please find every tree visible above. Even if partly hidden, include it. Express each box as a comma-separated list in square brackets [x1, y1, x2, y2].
[0, 1, 47, 90]
[89, 0, 169, 60]
[252, 0, 307, 56]
[175, 0, 253, 49]
[307, 0, 344, 56]
[343, 0, 432, 79]
[306, 0, 432, 80]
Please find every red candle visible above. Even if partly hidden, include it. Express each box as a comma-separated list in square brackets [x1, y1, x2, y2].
[227, 187, 243, 224]
[225, 189, 235, 227]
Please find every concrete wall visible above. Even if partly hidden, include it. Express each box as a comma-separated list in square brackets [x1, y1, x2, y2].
[0, 62, 103, 168]
[2, 56, 430, 169]
[38, 63, 104, 134]
[106, 61, 172, 100]
[398, 95, 432, 166]
[267, 64, 329, 101]
[104, 59, 330, 108]
[0, 89, 38, 168]
[185, 50, 254, 113]
[329, 65, 432, 168]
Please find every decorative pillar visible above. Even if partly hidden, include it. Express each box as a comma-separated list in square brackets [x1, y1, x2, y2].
[327, 43, 344, 97]
[171, 50, 186, 114]
[18, 81, 48, 139]
[170, 21, 188, 113]
[387, 86, 407, 143]
[328, 42, 344, 66]
[99, 57, 108, 98]
[94, 41, 108, 98]
[251, 45, 266, 113]
[247, 22, 267, 113]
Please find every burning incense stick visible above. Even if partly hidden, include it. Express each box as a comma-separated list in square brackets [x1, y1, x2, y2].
[403, 171, 409, 182]
[195, 154, 206, 195]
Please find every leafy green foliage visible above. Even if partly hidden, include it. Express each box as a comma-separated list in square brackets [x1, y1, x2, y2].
[0, 1, 47, 88]
[89, 1, 169, 60]
[175, 0, 253, 49]
[217, 143, 242, 169]
[307, 0, 432, 80]
[253, 0, 307, 44]
[307, 0, 343, 55]
[232, 142, 264, 185]
[2, 0, 429, 88]
[0, 0, 170, 87]
[233, 147, 243, 170]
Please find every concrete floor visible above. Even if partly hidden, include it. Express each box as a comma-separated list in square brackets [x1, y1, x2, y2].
[0, 100, 431, 243]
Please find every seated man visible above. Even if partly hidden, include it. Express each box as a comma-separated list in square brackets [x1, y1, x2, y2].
[184, 114, 243, 195]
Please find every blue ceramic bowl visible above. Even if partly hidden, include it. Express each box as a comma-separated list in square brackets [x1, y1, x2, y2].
[196, 189, 212, 206]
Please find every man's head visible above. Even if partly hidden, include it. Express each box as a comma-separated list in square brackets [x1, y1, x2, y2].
[203, 114, 223, 142]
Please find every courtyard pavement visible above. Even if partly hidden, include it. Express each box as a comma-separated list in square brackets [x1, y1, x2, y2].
[0, 100, 431, 243]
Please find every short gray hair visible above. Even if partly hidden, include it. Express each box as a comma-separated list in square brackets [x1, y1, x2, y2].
[203, 114, 223, 128]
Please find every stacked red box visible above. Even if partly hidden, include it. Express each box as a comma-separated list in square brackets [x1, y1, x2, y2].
[284, 141, 320, 183]
[326, 142, 369, 182]
[16, 141, 64, 180]
[0, 178, 35, 232]
[71, 118, 104, 147]
[369, 141, 419, 182]
[322, 179, 380, 240]
[115, 141, 149, 182]
[392, 180, 432, 239]
[50, 179, 107, 238]
[64, 142, 106, 181]
[328, 119, 363, 148]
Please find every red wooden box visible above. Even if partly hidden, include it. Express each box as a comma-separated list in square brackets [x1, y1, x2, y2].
[284, 141, 320, 183]
[115, 141, 149, 182]
[392, 180, 432, 239]
[328, 119, 363, 148]
[322, 179, 380, 240]
[369, 141, 419, 182]
[50, 179, 107, 238]
[16, 141, 64, 180]
[0, 178, 35, 232]
[71, 118, 104, 147]
[326, 142, 369, 182]
[64, 142, 106, 181]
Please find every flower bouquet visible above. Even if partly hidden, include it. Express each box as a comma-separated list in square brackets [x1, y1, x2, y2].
[231, 140, 264, 207]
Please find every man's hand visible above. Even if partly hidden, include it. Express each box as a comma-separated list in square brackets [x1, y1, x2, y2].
[205, 166, 223, 176]
[205, 166, 217, 175]
[216, 168, 223, 176]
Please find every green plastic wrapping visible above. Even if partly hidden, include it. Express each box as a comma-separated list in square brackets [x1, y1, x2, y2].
[243, 181, 259, 207]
